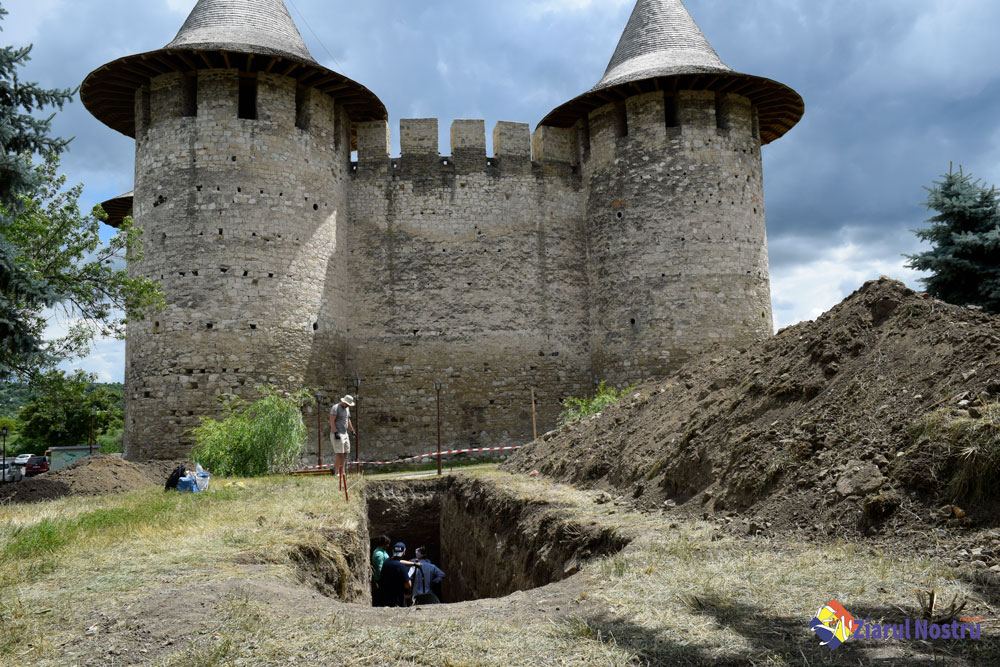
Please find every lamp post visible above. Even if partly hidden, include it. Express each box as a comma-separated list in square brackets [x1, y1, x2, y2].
[435, 379, 442, 476]
[89, 408, 95, 456]
[1, 426, 6, 484]
[353, 374, 361, 465]
[315, 390, 324, 467]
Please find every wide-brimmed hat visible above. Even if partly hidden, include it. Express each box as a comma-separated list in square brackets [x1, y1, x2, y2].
[340, 395, 356, 407]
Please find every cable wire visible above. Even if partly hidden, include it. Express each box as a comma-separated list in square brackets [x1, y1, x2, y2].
[286, 0, 346, 72]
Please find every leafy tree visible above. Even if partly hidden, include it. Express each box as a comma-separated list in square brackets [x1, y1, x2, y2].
[16, 369, 122, 448]
[906, 167, 1000, 313]
[1, 156, 162, 377]
[191, 387, 314, 476]
[0, 7, 162, 380]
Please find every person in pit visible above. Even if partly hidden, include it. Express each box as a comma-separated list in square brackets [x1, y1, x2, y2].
[408, 546, 446, 605]
[371, 535, 392, 607]
[378, 542, 413, 608]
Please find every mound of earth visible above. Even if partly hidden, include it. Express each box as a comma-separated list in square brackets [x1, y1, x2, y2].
[506, 278, 1000, 543]
[0, 455, 189, 504]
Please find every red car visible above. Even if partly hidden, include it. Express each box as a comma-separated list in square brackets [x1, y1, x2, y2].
[24, 456, 49, 476]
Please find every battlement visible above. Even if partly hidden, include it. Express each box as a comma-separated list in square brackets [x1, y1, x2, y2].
[583, 90, 759, 170]
[138, 69, 347, 155]
[355, 118, 578, 168]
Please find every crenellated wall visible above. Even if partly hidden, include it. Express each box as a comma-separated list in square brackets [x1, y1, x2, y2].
[122, 80, 774, 461]
[125, 68, 352, 459]
[341, 119, 590, 453]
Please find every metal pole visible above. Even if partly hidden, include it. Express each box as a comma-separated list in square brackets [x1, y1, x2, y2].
[2, 427, 6, 484]
[316, 391, 324, 467]
[435, 379, 442, 475]
[531, 388, 537, 441]
[354, 374, 361, 464]
[89, 410, 94, 456]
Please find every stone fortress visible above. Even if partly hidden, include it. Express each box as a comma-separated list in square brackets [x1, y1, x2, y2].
[82, 0, 803, 461]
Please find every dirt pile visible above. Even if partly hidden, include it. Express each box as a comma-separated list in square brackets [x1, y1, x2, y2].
[0, 455, 189, 504]
[506, 278, 1000, 541]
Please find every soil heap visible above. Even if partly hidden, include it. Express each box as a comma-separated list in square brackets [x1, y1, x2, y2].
[506, 278, 1000, 539]
[0, 455, 187, 504]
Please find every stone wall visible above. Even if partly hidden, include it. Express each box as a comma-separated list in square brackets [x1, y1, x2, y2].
[123, 82, 774, 462]
[125, 68, 351, 458]
[336, 119, 591, 457]
[582, 90, 772, 386]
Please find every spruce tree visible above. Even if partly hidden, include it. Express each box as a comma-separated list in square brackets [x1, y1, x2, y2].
[0, 5, 161, 381]
[0, 4, 74, 374]
[906, 167, 1000, 313]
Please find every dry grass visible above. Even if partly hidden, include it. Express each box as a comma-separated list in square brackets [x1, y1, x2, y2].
[0, 476, 364, 664]
[1, 470, 997, 666]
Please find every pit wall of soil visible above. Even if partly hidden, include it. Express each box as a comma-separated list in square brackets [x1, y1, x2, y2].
[292, 513, 372, 604]
[366, 476, 629, 603]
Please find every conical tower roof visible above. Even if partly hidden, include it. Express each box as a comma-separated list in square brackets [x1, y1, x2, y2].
[540, 0, 803, 145]
[597, 0, 731, 89]
[165, 0, 315, 63]
[82, 0, 385, 139]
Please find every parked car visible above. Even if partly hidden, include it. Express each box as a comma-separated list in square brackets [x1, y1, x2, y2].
[24, 455, 49, 476]
[1, 462, 22, 482]
[13, 453, 34, 466]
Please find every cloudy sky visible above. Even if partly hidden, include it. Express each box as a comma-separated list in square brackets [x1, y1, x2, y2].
[5, 0, 1000, 382]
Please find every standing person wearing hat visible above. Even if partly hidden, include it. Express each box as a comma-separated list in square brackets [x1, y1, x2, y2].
[330, 395, 356, 479]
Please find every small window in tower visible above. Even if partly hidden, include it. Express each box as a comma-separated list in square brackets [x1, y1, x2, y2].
[238, 75, 258, 120]
[138, 86, 151, 131]
[295, 86, 311, 131]
[715, 94, 731, 131]
[181, 75, 197, 117]
[614, 102, 628, 138]
[665, 94, 679, 128]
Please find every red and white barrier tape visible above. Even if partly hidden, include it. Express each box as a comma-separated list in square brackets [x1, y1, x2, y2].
[296, 445, 521, 472]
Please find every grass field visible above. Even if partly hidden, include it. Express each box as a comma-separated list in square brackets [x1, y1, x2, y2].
[1, 470, 997, 665]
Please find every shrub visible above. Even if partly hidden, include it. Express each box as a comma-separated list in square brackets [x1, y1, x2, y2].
[190, 387, 314, 477]
[559, 381, 637, 425]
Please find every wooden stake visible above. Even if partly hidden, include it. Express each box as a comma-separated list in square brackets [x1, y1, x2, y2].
[531, 388, 538, 441]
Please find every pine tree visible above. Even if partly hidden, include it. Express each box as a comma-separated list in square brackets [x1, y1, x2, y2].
[0, 4, 75, 375]
[906, 167, 1000, 313]
[0, 5, 162, 381]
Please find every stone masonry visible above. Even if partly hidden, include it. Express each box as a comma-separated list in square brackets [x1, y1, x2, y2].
[82, 0, 803, 461]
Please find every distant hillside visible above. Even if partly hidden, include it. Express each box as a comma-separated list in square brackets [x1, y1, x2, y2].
[0, 383, 124, 419]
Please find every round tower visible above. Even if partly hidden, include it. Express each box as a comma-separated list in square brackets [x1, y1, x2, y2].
[541, 0, 803, 385]
[81, 0, 385, 459]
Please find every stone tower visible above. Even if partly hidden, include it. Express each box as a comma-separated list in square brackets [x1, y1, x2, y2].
[83, 0, 802, 461]
[540, 0, 803, 385]
[81, 0, 386, 458]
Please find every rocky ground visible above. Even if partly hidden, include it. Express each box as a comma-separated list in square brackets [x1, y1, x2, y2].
[507, 278, 1000, 570]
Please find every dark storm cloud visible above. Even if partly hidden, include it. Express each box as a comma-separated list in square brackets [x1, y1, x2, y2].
[5, 0, 997, 377]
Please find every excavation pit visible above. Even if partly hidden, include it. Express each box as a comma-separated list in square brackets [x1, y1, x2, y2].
[364, 477, 629, 605]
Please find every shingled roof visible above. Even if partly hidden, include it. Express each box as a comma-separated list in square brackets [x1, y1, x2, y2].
[540, 0, 803, 145]
[165, 0, 315, 63]
[82, 0, 386, 139]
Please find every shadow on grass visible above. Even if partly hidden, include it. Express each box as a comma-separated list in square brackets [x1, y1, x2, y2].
[566, 599, 998, 666]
